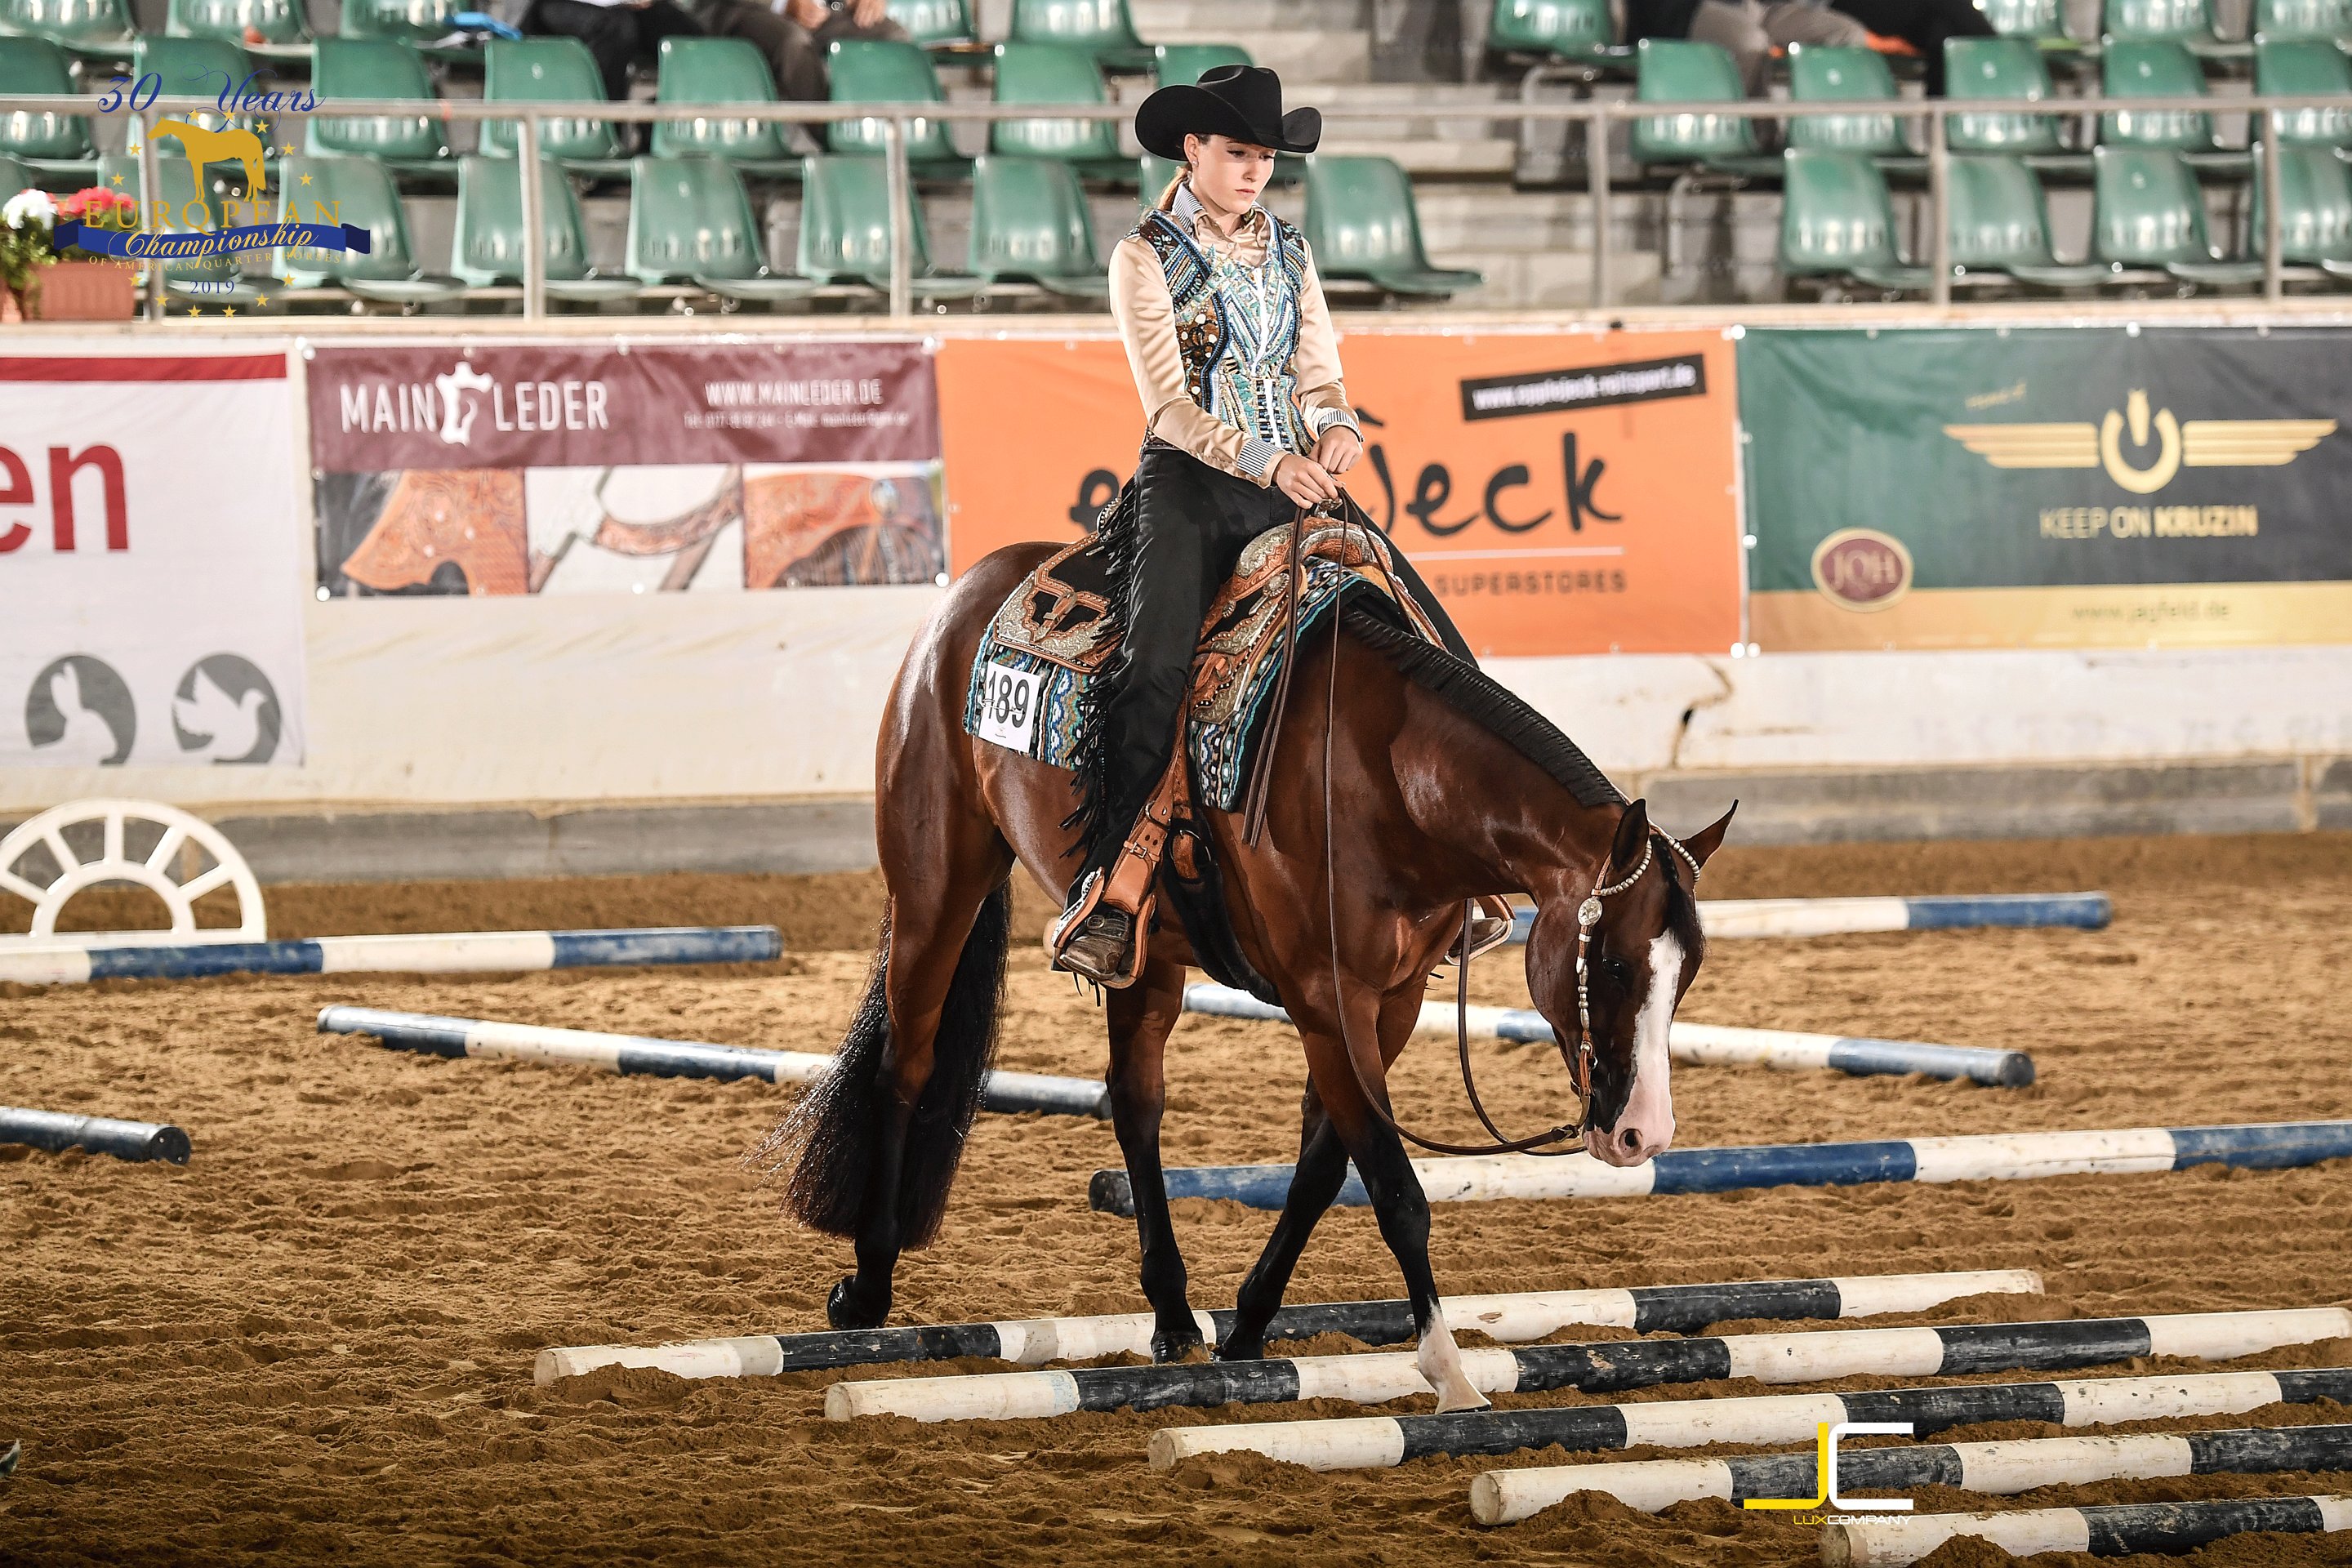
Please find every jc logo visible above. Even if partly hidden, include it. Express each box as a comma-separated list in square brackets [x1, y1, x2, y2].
[1741, 1422, 1915, 1512]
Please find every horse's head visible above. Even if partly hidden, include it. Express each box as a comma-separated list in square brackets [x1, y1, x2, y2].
[1526, 798, 1735, 1169]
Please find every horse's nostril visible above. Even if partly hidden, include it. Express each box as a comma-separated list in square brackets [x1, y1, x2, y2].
[1618, 1127, 1642, 1154]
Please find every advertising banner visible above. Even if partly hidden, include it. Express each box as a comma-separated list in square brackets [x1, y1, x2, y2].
[306, 342, 947, 595]
[1741, 327, 2352, 649]
[937, 328, 1744, 658]
[0, 352, 305, 768]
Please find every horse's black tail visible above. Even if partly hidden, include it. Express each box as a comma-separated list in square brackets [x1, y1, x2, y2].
[758, 882, 1011, 1249]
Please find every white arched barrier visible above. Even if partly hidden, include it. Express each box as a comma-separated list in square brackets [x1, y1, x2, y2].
[0, 800, 265, 948]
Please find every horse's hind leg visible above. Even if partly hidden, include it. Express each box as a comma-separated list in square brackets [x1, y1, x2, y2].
[1105, 952, 1204, 1361]
[827, 798, 1013, 1330]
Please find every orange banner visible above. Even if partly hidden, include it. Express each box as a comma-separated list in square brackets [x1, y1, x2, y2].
[936, 327, 1744, 657]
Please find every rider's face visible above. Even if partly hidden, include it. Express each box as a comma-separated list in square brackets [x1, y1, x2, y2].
[1184, 134, 1275, 215]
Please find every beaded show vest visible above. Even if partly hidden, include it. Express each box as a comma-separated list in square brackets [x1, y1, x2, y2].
[1136, 206, 1316, 457]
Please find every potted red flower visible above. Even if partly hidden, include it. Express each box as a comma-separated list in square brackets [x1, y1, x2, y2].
[2, 185, 141, 322]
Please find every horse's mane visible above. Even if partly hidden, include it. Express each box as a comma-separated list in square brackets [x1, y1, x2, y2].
[1339, 601, 1627, 813]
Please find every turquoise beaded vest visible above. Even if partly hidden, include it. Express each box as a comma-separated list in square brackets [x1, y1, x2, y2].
[1134, 202, 1316, 457]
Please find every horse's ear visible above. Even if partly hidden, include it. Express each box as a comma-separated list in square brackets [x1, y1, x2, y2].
[1682, 801, 1738, 868]
[1608, 798, 1651, 875]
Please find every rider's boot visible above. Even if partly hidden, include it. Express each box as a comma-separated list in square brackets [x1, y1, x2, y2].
[1050, 760, 1183, 988]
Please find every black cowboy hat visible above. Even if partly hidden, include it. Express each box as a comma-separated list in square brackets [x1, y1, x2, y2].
[1134, 64, 1320, 163]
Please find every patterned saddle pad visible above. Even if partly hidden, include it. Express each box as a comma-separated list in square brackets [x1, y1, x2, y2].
[962, 516, 1445, 811]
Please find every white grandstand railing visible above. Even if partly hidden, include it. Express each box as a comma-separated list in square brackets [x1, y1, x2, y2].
[0, 90, 2335, 318]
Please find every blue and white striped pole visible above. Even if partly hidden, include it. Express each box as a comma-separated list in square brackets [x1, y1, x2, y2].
[1088, 1120, 2352, 1215]
[1182, 984, 2034, 1088]
[1146, 1365, 2352, 1472]
[1472, 1422, 2352, 1524]
[318, 1007, 1112, 1119]
[822, 1308, 2352, 1423]
[0, 1104, 190, 1165]
[1508, 892, 2113, 943]
[0, 925, 784, 985]
[1824, 1494, 2352, 1566]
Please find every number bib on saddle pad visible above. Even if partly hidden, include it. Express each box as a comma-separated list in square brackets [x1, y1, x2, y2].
[960, 517, 1448, 809]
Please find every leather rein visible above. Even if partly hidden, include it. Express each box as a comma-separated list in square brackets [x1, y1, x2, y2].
[1294, 492, 1700, 1160]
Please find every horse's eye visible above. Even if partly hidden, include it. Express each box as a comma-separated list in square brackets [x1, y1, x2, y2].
[1601, 953, 1633, 987]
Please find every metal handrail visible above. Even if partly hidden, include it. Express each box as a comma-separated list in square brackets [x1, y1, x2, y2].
[2, 87, 2342, 317]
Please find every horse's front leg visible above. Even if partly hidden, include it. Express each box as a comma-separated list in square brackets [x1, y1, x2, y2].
[1106, 953, 1204, 1362]
[1218, 1082, 1348, 1361]
[1298, 987, 1490, 1413]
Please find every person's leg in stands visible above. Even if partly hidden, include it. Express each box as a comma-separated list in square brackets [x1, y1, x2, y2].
[1688, 0, 1778, 94]
[1830, 0, 1993, 91]
[680, 0, 792, 89]
[532, 0, 639, 100]
[1763, 0, 1871, 56]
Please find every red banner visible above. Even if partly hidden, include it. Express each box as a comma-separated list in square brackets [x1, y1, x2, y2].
[937, 329, 1743, 657]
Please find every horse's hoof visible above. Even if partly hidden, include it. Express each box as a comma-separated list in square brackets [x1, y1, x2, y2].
[826, 1276, 889, 1330]
[1213, 1334, 1265, 1363]
[1151, 1329, 1207, 1365]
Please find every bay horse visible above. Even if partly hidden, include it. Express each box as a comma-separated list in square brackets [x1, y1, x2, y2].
[763, 537, 1735, 1412]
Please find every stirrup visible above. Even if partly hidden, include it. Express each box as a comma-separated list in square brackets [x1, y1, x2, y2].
[1049, 870, 1147, 989]
[1448, 896, 1517, 964]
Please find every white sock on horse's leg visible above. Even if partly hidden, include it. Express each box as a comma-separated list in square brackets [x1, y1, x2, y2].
[1416, 1312, 1492, 1413]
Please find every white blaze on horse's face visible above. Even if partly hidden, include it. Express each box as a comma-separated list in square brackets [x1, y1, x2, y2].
[1591, 929, 1682, 1168]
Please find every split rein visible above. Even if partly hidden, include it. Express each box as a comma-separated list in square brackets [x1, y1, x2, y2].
[1290, 493, 1702, 1160]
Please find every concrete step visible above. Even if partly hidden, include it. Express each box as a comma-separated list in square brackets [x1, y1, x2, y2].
[1129, 0, 1367, 33]
[1317, 135, 1515, 176]
[1310, 80, 1514, 142]
[1144, 26, 1370, 82]
[1423, 246, 1666, 307]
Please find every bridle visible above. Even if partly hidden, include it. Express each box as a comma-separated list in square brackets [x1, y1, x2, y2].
[1306, 490, 1702, 1160]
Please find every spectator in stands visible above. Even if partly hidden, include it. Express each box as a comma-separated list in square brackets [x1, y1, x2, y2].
[1827, 0, 1993, 95]
[518, 0, 704, 102]
[1629, 0, 1872, 95]
[680, 0, 911, 101]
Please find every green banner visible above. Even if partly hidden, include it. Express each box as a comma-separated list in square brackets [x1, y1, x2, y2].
[1740, 327, 2352, 648]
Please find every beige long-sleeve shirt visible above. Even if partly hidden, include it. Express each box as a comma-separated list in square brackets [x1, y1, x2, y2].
[1108, 185, 1359, 488]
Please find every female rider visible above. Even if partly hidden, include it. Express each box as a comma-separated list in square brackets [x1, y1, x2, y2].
[1049, 65, 1484, 986]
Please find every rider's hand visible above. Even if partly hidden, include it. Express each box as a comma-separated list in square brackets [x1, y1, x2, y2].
[1272, 452, 1340, 510]
[1312, 425, 1362, 477]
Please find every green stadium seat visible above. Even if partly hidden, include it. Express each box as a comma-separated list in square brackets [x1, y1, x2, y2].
[2103, 0, 2248, 54]
[1628, 39, 1778, 176]
[272, 153, 468, 305]
[2256, 39, 2352, 145]
[2272, 143, 2352, 277]
[0, 0, 133, 55]
[2091, 145, 2265, 283]
[479, 39, 629, 176]
[795, 152, 982, 299]
[0, 38, 97, 179]
[888, 0, 976, 47]
[167, 0, 310, 58]
[989, 42, 1124, 175]
[1487, 0, 1624, 62]
[1778, 148, 1933, 290]
[1303, 153, 1485, 298]
[1945, 38, 2088, 172]
[1136, 150, 1182, 206]
[339, 0, 455, 47]
[826, 38, 964, 171]
[1152, 42, 1251, 82]
[1785, 43, 1920, 167]
[651, 37, 800, 179]
[1945, 154, 2111, 283]
[129, 38, 276, 189]
[1973, 0, 2069, 39]
[0, 153, 33, 198]
[308, 39, 452, 175]
[1009, 0, 1153, 73]
[968, 153, 1107, 297]
[2100, 41, 2252, 171]
[624, 154, 816, 303]
[2254, 0, 2350, 36]
[450, 154, 644, 302]
[93, 150, 272, 307]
